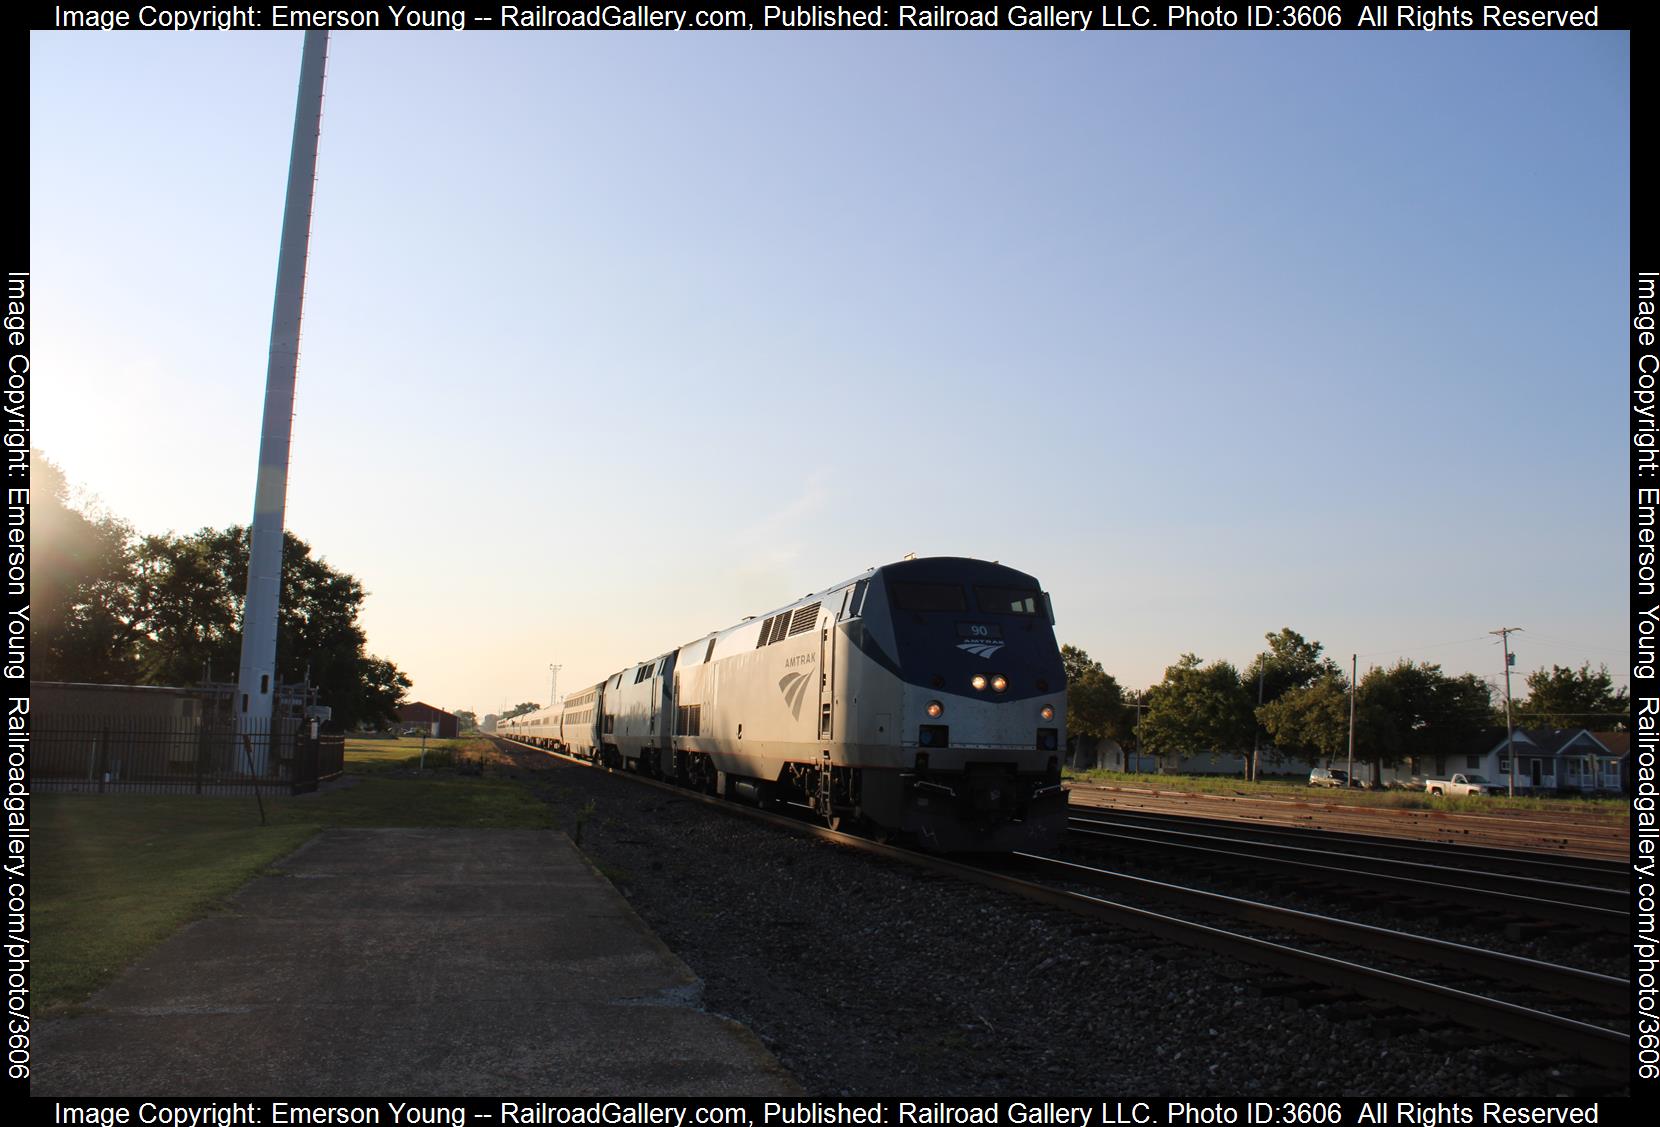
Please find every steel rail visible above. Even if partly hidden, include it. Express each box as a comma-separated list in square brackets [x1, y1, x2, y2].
[491, 737, 1630, 1071]
[1066, 788, 1630, 861]
[1069, 815, 1626, 906]
[1003, 851, 1629, 1012]
[1067, 822, 1630, 932]
[1069, 807, 1629, 887]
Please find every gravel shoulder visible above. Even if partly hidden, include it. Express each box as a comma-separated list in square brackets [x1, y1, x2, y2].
[495, 744, 1628, 1097]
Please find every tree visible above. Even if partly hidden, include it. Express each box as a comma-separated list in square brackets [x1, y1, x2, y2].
[1138, 654, 1254, 770]
[29, 456, 411, 731]
[129, 528, 245, 685]
[1061, 644, 1100, 687]
[1353, 661, 1493, 781]
[1242, 629, 1339, 702]
[501, 701, 541, 721]
[1242, 628, 1341, 776]
[28, 453, 141, 682]
[453, 709, 479, 732]
[1516, 663, 1628, 730]
[1258, 670, 1352, 766]
[130, 525, 409, 729]
[1060, 644, 1128, 769]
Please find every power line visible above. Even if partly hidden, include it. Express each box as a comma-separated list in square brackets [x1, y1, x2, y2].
[1355, 635, 1492, 659]
[1503, 630, 1627, 659]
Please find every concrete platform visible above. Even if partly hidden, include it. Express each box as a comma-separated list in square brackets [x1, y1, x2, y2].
[33, 828, 802, 1096]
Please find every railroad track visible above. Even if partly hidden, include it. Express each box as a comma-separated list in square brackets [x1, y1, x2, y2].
[1066, 785, 1630, 861]
[491, 737, 1630, 1075]
[994, 852, 1628, 1012]
[1066, 811, 1631, 935]
[1071, 806, 1630, 888]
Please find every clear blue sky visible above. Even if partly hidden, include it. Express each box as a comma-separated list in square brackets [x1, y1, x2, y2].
[30, 29, 1631, 717]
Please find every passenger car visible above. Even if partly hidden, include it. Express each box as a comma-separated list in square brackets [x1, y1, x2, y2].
[1308, 766, 1349, 788]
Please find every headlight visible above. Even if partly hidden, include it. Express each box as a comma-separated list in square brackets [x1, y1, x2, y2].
[926, 700, 943, 718]
[1040, 704, 1054, 720]
[991, 675, 1008, 693]
[971, 674, 988, 691]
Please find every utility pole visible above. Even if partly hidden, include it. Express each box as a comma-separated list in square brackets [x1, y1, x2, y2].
[1129, 699, 1144, 774]
[1346, 653, 1357, 787]
[548, 663, 562, 708]
[1251, 666, 1265, 782]
[1491, 627, 1522, 797]
[235, 29, 329, 763]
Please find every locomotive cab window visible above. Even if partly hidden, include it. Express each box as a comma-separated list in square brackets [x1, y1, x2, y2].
[975, 586, 1041, 615]
[890, 582, 968, 612]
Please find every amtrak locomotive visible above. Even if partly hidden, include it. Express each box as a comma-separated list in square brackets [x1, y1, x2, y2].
[497, 556, 1068, 850]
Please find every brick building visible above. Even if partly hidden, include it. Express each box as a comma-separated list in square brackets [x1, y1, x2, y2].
[395, 701, 459, 739]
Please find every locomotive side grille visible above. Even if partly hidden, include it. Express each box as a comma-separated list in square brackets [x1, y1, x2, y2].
[788, 602, 821, 636]
[674, 704, 703, 736]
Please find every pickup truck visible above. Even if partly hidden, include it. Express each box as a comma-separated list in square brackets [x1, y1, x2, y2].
[1423, 773, 1498, 797]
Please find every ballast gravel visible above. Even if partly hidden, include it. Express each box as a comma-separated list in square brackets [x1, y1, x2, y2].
[494, 746, 1626, 1098]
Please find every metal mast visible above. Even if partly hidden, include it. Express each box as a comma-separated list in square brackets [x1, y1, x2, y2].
[236, 30, 329, 744]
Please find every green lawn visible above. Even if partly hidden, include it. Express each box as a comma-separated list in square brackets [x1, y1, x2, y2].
[341, 734, 479, 769]
[33, 740, 552, 1012]
[1064, 767, 1629, 816]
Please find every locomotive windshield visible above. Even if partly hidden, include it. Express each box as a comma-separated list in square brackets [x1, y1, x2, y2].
[975, 586, 1041, 615]
[890, 582, 968, 612]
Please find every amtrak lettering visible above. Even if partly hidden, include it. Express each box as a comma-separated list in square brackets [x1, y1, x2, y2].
[784, 652, 816, 668]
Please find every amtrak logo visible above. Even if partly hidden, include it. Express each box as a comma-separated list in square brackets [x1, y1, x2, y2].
[957, 641, 1006, 659]
[778, 671, 812, 719]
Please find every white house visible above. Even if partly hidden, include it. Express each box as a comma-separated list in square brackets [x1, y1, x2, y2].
[1377, 728, 1625, 794]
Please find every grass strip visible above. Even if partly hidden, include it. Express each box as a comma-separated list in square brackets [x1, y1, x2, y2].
[34, 740, 552, 1012]
[1064, 767, 1629, 816]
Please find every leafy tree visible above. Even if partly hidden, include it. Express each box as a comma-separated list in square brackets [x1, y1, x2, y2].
[1061, 644, 1099, 687]
[344, 656, 414, 733]
[130, 529, 245, 684]
[1353, 661, 1493, 781]
[1242, 629, 1339, 701]
[1258, 670, 1352, 766]
[454, 709, 479, 732]
[1138, 654, 1254, 770]
[28, 453, 141, 682]
[30, 456, 410, 730]
[1242, 628, 1341, 777]
[501, 701, 541, 721]
[1515, 663, 1629, 730]
[1060, 644, 1127, 769]
[130, 525, 409, 729]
